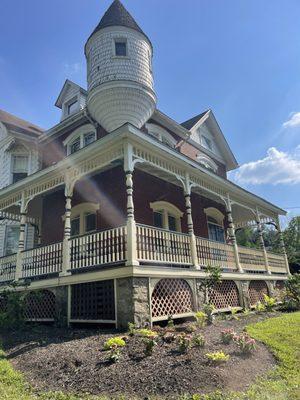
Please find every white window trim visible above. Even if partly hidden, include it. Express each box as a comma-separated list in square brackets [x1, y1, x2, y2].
[146, 123, 177, 148]
[62, 202, 99, 236]
[63, 96, 80, 118]
[112, 37, 129, 59]
[150, 201, 183, 232]
[10, 153, 29, 184]
[196, 154, 218, 173]
[63, 124, 96, 155]
[204, 207, 225, 242]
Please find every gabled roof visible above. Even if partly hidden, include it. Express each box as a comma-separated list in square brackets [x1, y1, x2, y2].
[0, 109, 43, 138]
[55, 79, 87, 109]
[86, 0, 151, 47]
[181, 109, 238, 171]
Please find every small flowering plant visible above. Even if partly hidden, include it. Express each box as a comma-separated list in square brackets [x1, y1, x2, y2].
[220, 328, 236, 344]
[233, 333, 256, 354]
[178, 333, 192, 353]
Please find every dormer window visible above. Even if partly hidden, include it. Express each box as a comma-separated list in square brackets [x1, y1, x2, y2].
[70, 137, 81, 155]
[146, 123, 177, 148]
[64, 124, 97, 156]
[84, 132, 96, 146]
[11, 155, 28, 183]
[201, 135, 213, 151]
[67, 99, 78, 115]
[114, 39, 127, 57]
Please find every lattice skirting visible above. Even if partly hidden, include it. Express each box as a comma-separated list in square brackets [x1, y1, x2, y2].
[71, 280, 115, 321]
[24, 290, 56, 320]
[209, 280, 240, 309]
[151, 278, 194, 318]
[248, 281, 269, 306]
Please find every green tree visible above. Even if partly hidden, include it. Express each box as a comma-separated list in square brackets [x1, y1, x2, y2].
[283, 216, 300, 268]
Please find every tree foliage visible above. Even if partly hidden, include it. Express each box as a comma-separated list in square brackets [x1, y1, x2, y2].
[283, 216, 300, 268]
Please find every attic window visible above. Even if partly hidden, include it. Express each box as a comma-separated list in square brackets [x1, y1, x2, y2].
[67, 100, 78, 115]
[201, 135, 213, 151]
[115, 40, 127, 57]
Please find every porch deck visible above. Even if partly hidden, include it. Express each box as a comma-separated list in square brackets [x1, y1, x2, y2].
[0, 224, 287, 283]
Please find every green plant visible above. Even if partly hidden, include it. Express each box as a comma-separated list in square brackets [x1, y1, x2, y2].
[194, 311, 207, 328]
[186, 323, 197, 333]
[284, 273, 300, 310]
[242, 308, 251, 316]
[143, 335, 157, 356]
[193, 334, 205, 347]
[255, 301, 266, 313]
[263, 294, 276, 311]
[203, 303, 215, 324]
[206, 351, 229, 364]
[233, 332, 256, 354]
[178, 333, 192, 353]
[128, 322, 136, 336]
[198, 265, 222, 303]
[0, 282, 29, 331]
[135, 328, 158, 338]
[167, 315, 175, 329]
[229, 307, 239, 320]
[109, 344, 121, 363]
[220, 328, 236, 344]
[103, 337, 126, 350]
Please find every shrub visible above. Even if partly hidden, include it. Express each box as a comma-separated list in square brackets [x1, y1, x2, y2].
[203, 303, 215, 324]
[284, 274, 300, 310]
[194, 311, 207, 328]
[167, 315, 175, 329]
[233, 332, 256, 354]
[220, 328, 236, 344]
[135, 328, 158, 338]
[178, 333, 192, 353]
[109, 344, 121, 363]
[263, 294, 276, 311]
[143, 335, 157, 356]
[206, 351, 229, 364]
[255, 301, 266, 313]
[163, 332, 176, 343]
[103, 337, 126, 350]
[128, 322, 136, 336]
[242, 308, 251, 316]
[229, 307, 239, 320]
[186, 323, 197, 333]
[193, 334, 205, 347]
[0, 284, 27, 331]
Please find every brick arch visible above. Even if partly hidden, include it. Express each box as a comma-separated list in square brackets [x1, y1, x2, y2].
[248, 281, 269, 306]
[24, 290, 56, 320]
[209, 280, 240, 309]
[151, 278, 194, 318]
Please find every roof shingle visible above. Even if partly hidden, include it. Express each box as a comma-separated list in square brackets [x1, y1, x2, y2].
[0, 109, 43, 138]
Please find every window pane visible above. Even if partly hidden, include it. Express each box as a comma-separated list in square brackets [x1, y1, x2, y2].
[68, 101, 78, 115]
[115, 41, 127, 56]
[201, 136, 213, 151]
[153, 211, 163, 228]
[70, 138, 81, 154]
[168, 215, 177, 232]
[85, 213, 96, 233]
[208, 223, 225, 243]
[71, 217, 80, 237]
[12, 155, 28, 173]
[84, 132, 96, 147]
[5, 226, 19, 255]
[12, 172, 28, 183]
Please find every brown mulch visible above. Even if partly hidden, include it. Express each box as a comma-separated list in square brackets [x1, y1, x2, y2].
[1, 312, 279, 399]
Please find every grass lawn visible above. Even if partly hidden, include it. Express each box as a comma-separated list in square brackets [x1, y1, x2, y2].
[0, 312, 299, 400]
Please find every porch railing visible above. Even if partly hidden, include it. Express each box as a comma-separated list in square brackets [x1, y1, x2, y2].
[195, 236, 237, 271]
[238, 246, 266, 272]
[22, 242, 63, 278]
[267, 251, 287, 274]
[70, 226, 127, 270]
[136, 224, 191, 265]
[0, 253, 17, 283]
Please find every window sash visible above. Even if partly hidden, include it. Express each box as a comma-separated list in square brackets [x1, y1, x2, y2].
[84, 132, 96, 146]
[12, 155, 28, 173]
[208, 223, 225, 243]
[4, 226, 20, 255]
[68, 100, 78, 115]
[115, 41, 127, 56]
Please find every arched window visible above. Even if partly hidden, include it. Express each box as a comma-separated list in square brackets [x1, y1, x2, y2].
[66, 203, 99, 237]
[63, 124, 96, 155]
[204, 207, 225, 243]
[150, 201, 183, 232]
[146, 123, 177, 148]
[196, 154, 218, 173]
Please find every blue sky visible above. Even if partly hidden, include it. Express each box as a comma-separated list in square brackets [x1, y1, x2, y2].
[0, 0, 299, 224]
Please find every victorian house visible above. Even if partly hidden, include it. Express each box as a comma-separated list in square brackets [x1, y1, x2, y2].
[0, 0, 289, 327]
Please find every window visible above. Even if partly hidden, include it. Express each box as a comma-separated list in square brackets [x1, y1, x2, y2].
[64, 124, 97, 155]
[146, 123, 177, 148]
[4, 226, 20, 255]
[85, 213, 96, 233]
[204, 208, 225, 243]
[70, 138, 81, 155]
[201, 135, 213, 151]
[67, 203, 99, 237]
[83, 132, 96, 147]
[71, 217, 80, 237]
[197, 154, 218, 173]
[151, 201, 183, 232]
[67, 100, 78, 115]
[12, 155, 28, 183]
[115, 40, 127, 57]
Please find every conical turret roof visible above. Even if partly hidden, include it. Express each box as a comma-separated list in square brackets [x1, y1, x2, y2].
[86, 0, 151, 45]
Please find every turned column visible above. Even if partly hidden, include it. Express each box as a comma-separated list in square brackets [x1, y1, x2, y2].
[15, 195, 29, 280]
[184, 179, 199, 269]
[225, 195, 243, 273]
[61, 189, 73, 276]
[125, 169, 139, 266]
[255, 210, 271, 274]
[276, 216, 291, 275]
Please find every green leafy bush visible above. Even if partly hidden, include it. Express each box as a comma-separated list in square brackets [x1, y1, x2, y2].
[178, 333, 192, 353]
[186, 323, 197, 333]
[108, 344, 121, 363]
[284, 274, 300, 310]
[203, 303, 215, 324]
[143, 336, 157, 356]
[255, 301, 266, 313]
[0, 285, 27, 331]
[220, 328, 235, 344]
[206, 351, 229, 364]
[194, 311, 207, 328]
[263, 294, 276, 311]
[167, 315, 175, 329]
[103, 337, 126, 350]
[233, 332, 256, 354]
[229, 307, 239, 320]
[135, 328, 158, 338]
[127, 322, 136, 336]
[193, 334, 205, 347]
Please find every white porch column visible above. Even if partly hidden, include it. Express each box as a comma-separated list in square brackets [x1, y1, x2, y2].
[61, 186, 73, 276]
[225, 195, 243, 273]
[15, 194, 29, 280]
[184, 174, 199, 269]
[276, 216, 291, 275]
[255, 209, 271, 274]
[124, 142, 139, 266]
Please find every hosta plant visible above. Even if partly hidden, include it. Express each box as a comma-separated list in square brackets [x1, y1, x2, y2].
[233, 333, 256, 354]
[263, 294, 276, 311]
[206, 351, 229, 364]
[178, 333, 192, 353]
[194, 311, 207, 328]
[220, 328, 236, 344]
[103, 337, 126, 351]
[193, 334, 205, 347]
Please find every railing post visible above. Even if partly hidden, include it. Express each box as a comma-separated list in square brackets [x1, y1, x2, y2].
[255, 209, 271, 274]
[276, 216, 291, 275]
[124, 142, 139, 266]
[15, 196, 28, 280]
[225, 194, 243, 273]
[184, 174, 199, 269]
[61, 185, 73, 276]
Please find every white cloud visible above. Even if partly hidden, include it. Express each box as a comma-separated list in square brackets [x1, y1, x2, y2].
[63, 62, 83, 75]
[230, 146, 300, 185]
[282, 112, 300, 129]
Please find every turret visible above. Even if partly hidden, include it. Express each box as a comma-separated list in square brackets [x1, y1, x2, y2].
[85, 0, 156, 132]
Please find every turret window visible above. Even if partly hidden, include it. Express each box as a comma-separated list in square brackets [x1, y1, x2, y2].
[114, 39, 127, 57]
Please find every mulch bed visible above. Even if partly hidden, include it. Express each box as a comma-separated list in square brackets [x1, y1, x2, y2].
[1, 312, 279, 399]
